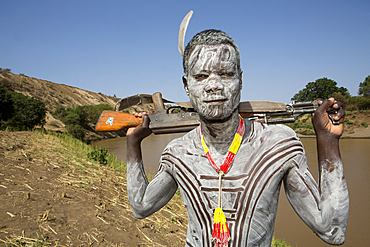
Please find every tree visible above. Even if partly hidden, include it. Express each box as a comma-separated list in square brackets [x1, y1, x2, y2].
[0, 85, 46, 130]
[291, 78, 348, 102]
[358, 75, 370, 97]
[0, 84, 15, 121]
[7, 93, 46, 130]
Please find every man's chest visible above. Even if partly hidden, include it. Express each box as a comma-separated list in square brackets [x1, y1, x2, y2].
[172, 138, 299, 215]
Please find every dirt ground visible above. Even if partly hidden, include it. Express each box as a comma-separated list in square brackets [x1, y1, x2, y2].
[0, 131, 188, 246]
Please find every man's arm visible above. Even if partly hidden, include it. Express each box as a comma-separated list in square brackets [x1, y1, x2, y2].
[126, 113, 178, 219]
[284, 98, 349, 245]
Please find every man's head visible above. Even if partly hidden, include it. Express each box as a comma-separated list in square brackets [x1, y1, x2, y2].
[182, 30, 243, 121]
[183, 29, 241, 76]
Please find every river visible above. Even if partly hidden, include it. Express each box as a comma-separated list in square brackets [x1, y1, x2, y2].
[94, 134, 370, 247]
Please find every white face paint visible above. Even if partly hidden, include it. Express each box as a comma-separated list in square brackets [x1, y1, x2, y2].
[184, 44, 242, 120]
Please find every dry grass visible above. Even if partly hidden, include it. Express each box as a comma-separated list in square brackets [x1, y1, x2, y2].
[0, 230, 50, 246]
[0, 130, 187, 246]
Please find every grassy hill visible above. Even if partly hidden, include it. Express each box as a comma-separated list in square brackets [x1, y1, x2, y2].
[0, 69, 119, 111]
[0, 69, 123, 140]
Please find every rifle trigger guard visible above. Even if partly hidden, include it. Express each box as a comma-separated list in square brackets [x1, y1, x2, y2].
[327, 114, 339, 125]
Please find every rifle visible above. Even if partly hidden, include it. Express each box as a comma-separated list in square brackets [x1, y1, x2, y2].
[95, 92, 339, 134]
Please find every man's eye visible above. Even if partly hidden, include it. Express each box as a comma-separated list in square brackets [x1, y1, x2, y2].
[194, 74, 208, 80]
[220, 72, 235, 77]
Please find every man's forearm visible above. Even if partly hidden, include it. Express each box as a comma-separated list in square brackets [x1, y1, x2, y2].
[316, 134, 349, 243]
[126, 137, 150, 218]
[316, 133, 341, 172]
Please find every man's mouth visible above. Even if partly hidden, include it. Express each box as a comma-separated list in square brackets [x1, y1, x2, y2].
[204, 98, 228, 105]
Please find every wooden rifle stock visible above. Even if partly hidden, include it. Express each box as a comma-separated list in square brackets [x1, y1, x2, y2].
[95, 110, 200, 134]
[95, 92, 200, 134]
[95, 111, 143, 132]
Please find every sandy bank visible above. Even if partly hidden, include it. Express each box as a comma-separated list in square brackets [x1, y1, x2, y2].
[341, 127, 370, 138]
[297, 127, 370, 139]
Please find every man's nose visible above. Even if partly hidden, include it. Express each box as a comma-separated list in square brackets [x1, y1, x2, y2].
[205, 75, 223, 93]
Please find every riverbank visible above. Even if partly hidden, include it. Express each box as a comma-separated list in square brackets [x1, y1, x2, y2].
[342, 126, 370, 138]
[297, 126, 370, 139]
[290, 108, 370, 139]
[298, 128, 370, 139]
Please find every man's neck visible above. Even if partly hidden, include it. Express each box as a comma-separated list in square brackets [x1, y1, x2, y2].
[200, 110, 240, 157]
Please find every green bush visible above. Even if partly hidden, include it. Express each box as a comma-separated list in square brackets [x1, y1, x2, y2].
[0, 84, 15, 121]
[66, 124, 86, 140]
[88, 147, 108, 165]
[292, 122, 299, 129]
[0, 84, 46, 130]
[271, 237, 291, 247]
[362, 122, 368, 128]
[63, 112, 81, 125]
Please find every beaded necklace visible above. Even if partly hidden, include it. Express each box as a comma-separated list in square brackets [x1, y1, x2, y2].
[199, 115, 245, 246]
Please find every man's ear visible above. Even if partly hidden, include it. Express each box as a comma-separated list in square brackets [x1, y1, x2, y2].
[183, 76, 189, 95]
[240, 71, 243, 90]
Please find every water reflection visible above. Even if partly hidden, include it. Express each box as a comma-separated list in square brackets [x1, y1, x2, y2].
[93, 135, 370, 247]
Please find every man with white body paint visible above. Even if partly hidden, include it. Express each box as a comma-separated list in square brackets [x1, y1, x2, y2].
[126, 30, 349, 246]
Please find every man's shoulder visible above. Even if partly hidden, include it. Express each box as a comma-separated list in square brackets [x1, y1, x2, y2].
[159, 128, 200, 168]
[247, 121, 305, 160]
[165, 127, 199, 150]
[266, 123, 297, 136]
[250, 121, 298, 140]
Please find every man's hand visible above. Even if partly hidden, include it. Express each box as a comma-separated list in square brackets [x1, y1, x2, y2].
[312, 98, 345, 138]
[127, 112, 152, 142]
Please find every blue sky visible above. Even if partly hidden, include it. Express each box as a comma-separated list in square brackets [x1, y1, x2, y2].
[1, 0, 369, 103]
